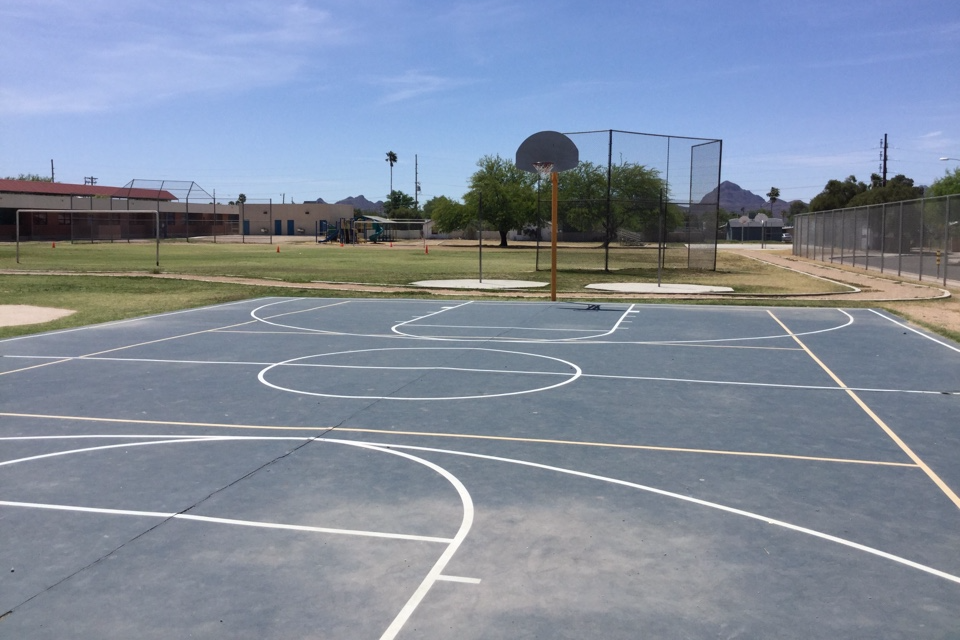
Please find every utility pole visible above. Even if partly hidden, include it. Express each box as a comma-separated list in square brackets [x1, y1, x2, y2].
[84, 176, 97, 186]
[414, 154, 420, 213]
[50, 159, 55, 182]
[880, 134, 888, 187]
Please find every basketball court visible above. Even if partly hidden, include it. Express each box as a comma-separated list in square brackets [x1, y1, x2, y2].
[2, 297, 959, 638]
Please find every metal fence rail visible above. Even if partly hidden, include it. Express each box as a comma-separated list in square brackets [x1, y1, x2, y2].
[793, 194, 958, 286]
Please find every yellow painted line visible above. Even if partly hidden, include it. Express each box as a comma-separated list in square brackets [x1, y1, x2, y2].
[767, 310, 960, 510]
[0, 358, 73, 376]
[0, 412, 915, 468]
[0, 412, 331, 432]
[333, 427, 915, 467]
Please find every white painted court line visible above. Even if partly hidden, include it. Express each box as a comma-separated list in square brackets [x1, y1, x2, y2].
[868, 308, 960, 354]
[0, 500, 453, 544]
[768, 310, 960, 511]
[1, 434, 478, 640]
[6, 352, 952, 396]
[436, 575, 481, 584]
[560, 304, 637, 341]
[410, 324, 602, 333]
[257, 347, 582, 401]
[391, 303, 638, 342]
[0, 297, 264, 345]
[374, 442, 960, 587]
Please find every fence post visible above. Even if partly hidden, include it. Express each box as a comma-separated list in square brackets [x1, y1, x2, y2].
[918, 201, 925, 281]
[945, 196, 952, 287]
[852, 208, 859, 268]
[879, 203, 886, 274]
[897, 202, 904, 277]
[839, 209, 846, 265]
[864, 207, 870, 269]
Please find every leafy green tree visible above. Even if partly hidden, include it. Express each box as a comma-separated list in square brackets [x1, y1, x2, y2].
[383, 190, 415, 217]
[809, 175, 868, 211]
[555, 161, 607, 235]
[423, 196, 470, 233]
[610, 162, 668, 240]
[928, 167, 960, 197]
[555, 161, 666, 243]
[463, 154, 537, 247]
[788, 200, 809, 219]
[847, 174, 924, 207]
[4, 173, 52, 182]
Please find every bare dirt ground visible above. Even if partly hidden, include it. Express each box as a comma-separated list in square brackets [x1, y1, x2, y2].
[2, 248, 957, 336]
[0, 305, 75, 327]
[749, 252, 959, 337]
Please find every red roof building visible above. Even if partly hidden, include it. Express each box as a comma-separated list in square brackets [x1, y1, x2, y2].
[0, 179, 177, 201]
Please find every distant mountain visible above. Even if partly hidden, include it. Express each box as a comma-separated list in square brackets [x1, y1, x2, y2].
[700, 181, 801, 218]
[313, 195, 384, 213]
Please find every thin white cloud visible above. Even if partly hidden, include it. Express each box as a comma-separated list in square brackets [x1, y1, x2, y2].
[0, 0, 352, 116]
[374, 70, 473, 105]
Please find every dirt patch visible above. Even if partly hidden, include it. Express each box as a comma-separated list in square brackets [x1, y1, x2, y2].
[0, 305, 76, 327]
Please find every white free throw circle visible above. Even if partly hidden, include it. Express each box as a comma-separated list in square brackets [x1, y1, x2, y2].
[258, 347, 582, 400]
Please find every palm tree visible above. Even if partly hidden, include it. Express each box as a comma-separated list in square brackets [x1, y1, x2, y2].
[766, 187, 780, 214]
[386, 151, 398, 194]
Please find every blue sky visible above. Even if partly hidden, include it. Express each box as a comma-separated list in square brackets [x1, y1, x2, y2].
[2, 0, 958, 205]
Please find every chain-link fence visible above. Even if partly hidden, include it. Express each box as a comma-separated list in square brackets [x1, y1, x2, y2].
[533, 130, 720, 273]
[793, 194, 959, 286]
[119, 180, 239, 241]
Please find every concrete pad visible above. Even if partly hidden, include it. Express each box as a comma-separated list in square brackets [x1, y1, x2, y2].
[411, 279, 548, 290]
[585, 282, 734, 294]
[0, 305, 75, 327]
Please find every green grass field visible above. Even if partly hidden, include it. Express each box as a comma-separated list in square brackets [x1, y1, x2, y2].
[4, 239, 827, 290]
[0, 239, 864, 340]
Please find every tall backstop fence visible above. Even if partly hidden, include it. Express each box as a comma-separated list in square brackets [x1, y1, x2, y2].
[793, 194, 959, 286]
[537, 129, 721, 273]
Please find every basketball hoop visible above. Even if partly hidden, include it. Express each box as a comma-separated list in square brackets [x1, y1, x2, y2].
[532, 161, 555, 181]
[515, 131, 579, 302]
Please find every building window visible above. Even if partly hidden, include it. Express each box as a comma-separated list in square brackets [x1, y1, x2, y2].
[33, 212, 48, 225]
[58, 213, 71, 225]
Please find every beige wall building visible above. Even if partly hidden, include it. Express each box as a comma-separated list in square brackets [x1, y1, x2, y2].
[0, 179, 354, 241]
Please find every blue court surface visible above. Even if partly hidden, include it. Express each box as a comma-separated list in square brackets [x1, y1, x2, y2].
[2, 298, 959, 639]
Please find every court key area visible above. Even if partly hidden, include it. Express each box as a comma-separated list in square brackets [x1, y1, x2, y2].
[2, 297, 959, 638]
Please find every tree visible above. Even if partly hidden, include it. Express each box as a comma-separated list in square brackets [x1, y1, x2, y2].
[4, 173, 52, 182]
[788, 200, 809, 219]
[928, 167, 960, 197]
[423, 196, 470, 233]
[237, 193, 247, 205]
[463, 154, 537, 247]
[846, 174, 924, 207]
[767, 187, 780, 215]
[383, 190, 415, 217]
[555, 161, 607, 235]
[555, 161, 666, 244]
[809, 175, 868, 211]
[609, 162, 669, 240]
[385, 151, 397, 194]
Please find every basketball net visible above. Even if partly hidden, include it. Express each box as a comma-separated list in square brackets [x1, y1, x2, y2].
[532, 161, 555, 181]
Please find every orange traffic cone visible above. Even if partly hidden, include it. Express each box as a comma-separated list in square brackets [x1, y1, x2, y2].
[52, 242, 56, 248]
[424, 244, 429, 255]
[276, 245, 280, 253]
